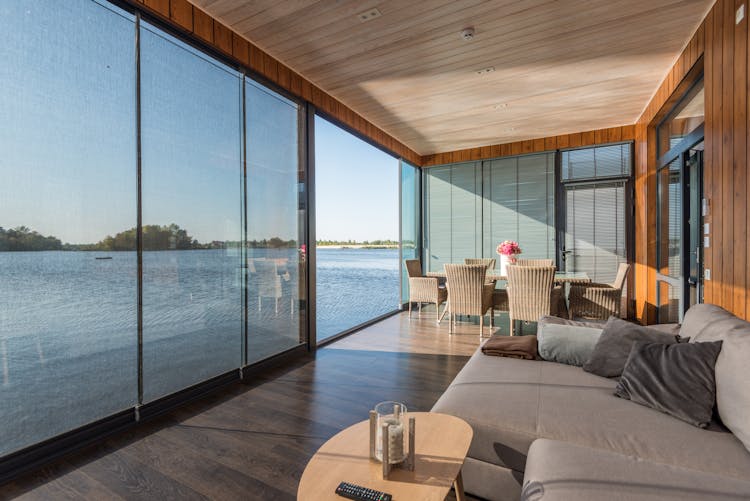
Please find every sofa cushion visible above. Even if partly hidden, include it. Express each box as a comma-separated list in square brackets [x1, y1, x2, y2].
[431, 351, 613, 471]
[583, 317, 678, 377]
[432, 348, 750, 480]
[614, 341, 723, 428]
[685, 304, 750, 453]
[537, 323, 602, 366]
[523, 438, 750, 501]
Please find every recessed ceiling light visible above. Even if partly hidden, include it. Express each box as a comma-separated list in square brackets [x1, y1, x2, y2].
[460, 27, 475, 40]
[476, 66, 495, 75]
[357, 8, 382, 22]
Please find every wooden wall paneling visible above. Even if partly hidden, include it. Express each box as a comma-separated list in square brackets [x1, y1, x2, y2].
[721, 0, 732, 313]
[213, 21, 233, 55]
[143, 0, 168, 17]
[733, 0, 747, 318]
[704, 7, 715, 305]
[232, 33, 249, 67]
[634, 123, 649, 320]
[714, 0, 733, 310]
[581, 130, 595, 145]
[192, 7, 213, 43]
[169, 0, 193, 31]
[747, 0, 750, 317]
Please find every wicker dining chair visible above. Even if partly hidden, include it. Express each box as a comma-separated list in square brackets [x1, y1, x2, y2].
[513, 259, 567, 317]
[516, 259, 554, 266]
[405, 259, 448, 323]
[505, 265, 557, 336]
[568, 263, 630, 320]
[464, 258, 496, 270]
[444, 264, 495, 337]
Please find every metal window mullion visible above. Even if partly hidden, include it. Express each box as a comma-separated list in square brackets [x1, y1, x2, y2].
[241, 74, 248, 370]
[135, 13, 144, 418]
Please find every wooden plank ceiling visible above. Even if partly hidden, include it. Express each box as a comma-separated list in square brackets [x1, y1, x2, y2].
[191, 0, 714, 155]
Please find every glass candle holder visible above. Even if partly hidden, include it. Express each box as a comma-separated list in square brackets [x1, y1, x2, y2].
[374, 401, 409, 464]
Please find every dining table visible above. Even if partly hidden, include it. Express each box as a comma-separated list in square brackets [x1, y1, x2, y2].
[426, 269, 591, 284]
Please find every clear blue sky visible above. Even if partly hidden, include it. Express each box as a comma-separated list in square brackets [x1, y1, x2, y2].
[0, 0, 399, 245]
[315, 116, 399, 242]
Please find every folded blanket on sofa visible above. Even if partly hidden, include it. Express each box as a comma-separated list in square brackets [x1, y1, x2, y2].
[482, 334, 538, 360]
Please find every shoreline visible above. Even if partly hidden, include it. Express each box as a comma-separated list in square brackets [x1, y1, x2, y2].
[317, 245, 398, 249]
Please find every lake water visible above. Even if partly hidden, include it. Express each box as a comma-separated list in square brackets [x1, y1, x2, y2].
[0, 247, 399, 456]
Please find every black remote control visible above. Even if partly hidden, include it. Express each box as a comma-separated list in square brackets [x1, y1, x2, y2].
[335, 481, 392, 501]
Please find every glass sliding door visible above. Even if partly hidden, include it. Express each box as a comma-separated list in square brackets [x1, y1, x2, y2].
[246, 81, 305, 363]
[560, 143, 632, 284]
[656, 77, 704, 323]
[140, 23, 243, 401]
[0, 0, 137, 455]
[314, 116, 400, 342]
[400, 161, 421, 304]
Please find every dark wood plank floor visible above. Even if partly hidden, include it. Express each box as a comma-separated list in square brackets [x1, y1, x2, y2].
[1, 313, 485, 500]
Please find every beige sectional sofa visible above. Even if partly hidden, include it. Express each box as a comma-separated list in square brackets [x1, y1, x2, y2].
[431, 304, 750, 500]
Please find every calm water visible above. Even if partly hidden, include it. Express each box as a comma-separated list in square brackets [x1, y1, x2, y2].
[0, 247, 399, 456]
[316, 248, 400, 340]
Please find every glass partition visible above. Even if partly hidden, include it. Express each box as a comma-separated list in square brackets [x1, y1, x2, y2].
[657, 78, 704, 156]
[400, 161, 421, 303]
[483, 153, 556, 260]
[314, 116, 400, 342]
[423, 162, 483, 271]
[246, 81, 305, 363]
[0, 0, 137, 456]
[140, 23, 243, 401]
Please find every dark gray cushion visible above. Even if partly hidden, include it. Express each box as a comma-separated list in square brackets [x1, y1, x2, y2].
[583, 317, 678, 377]
[538, 323, 602, 366]
[614, 341, 723, 428]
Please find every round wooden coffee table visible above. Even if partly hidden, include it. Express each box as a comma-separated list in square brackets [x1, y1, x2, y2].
[297, 412, 473, 500]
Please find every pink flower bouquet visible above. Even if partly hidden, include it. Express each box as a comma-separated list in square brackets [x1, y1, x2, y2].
[496, 240, 522, 256]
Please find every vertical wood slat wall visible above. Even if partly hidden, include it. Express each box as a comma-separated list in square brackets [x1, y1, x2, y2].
[634, 0, 750, 323]
[420, 125, 635, 167]
[135, 0, 422, 165]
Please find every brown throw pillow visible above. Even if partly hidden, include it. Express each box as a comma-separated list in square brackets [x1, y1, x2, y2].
[583, 317, 678, 378]
[614, 341, 723, 428]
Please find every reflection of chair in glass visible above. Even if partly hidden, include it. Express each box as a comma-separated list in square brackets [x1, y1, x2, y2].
[506, 265, 557, 336]
[252, 259, 292, 316]
[405, 259, 447, 323]
[444, 264, 495, 337]
[569, 263, 630, 320]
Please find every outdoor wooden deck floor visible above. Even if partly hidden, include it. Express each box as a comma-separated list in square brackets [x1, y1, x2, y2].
[2, 312, 487, 500]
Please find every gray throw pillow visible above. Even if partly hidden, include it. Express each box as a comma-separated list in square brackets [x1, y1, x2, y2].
[538, 324, 602, 366]
[614, 341, 723, 428]
[583, 317, 678, 377]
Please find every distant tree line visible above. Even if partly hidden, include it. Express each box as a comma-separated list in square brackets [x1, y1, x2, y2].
[1, 225, 398, 252]
[1, 224, 225, 251]
[0, 226, 63, 251]
[248, 237, 297, 248]
[317, 239, 399, 246]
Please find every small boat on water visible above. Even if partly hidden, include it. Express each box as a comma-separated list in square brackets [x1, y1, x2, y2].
[95, 256, 113, 260]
